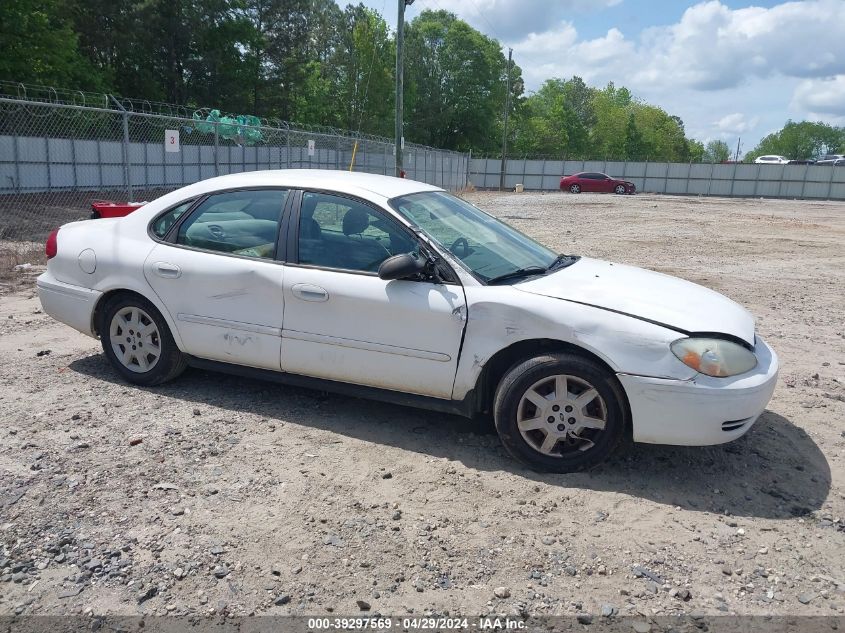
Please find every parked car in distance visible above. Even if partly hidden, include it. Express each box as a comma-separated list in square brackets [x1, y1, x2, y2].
[787, 159, 815, 165]
[38, 170, 778, 473]
[559, 172, 636, 194]
[754, 155, 790, 164]
[816, 154, 845, 165]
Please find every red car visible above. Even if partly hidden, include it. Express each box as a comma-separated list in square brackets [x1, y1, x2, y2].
[559, 172, 636, 194]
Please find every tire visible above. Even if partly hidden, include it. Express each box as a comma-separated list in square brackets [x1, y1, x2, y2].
[98, 293, 187, 386]
[569, 184, 581, 194]
[614, 184, 626, 195]
[493, 353, 628, 473]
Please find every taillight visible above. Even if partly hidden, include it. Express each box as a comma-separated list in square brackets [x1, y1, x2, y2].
[46, 228, 59, 259]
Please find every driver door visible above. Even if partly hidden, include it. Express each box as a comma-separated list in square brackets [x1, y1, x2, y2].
[280, 191, 466, 399]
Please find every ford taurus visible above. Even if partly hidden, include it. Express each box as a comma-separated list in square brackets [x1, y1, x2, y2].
[37, 170, 778, 472]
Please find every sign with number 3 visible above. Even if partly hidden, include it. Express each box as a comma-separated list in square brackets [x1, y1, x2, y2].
[165, 129, 180, 153]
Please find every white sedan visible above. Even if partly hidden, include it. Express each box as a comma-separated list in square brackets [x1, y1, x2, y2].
[37, 170, 778, 472]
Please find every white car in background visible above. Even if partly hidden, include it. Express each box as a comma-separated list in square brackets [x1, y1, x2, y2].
[37, 170, 779, 472]
[754, 155, 790, 164]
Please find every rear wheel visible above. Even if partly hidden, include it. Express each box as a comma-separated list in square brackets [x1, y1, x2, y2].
[569, 184, 581, 194]
[99, 293, 187, 386]
[614, 184, 626, 194]
[493, 353, 627, 472]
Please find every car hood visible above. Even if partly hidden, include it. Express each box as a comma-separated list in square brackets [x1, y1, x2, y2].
[515, 257, 755, 345]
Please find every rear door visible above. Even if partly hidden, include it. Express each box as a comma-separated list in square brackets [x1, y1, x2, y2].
[579, 173, 597, 192]
[279, 190, 467, 399]
[144, 189, 289, 370]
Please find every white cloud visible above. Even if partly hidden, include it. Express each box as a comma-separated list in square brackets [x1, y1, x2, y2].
[714, 113, 760, 136]
[509, 0, 845, 145]
[791, 76, 845, 122]
[512, 0, 845, 91]
[436, 0, 622, 41]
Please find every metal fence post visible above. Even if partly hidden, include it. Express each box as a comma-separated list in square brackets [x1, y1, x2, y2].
[123, 113, 133, 200]
[12, 135, 21, 193]
[110, 96, 134, 202]
[800, 165, 809, 199]
[729, 161, 739, 198]
[826, 164, 836, 200]
[706, 161, 714, 197]
[467, 149, 472, 189]
[70, 132, 78, 191]
[45, 137, 52, 191]
[663, 161, 670, 194]
[214, 122, 220, 176]
[753, 164, 761, 197]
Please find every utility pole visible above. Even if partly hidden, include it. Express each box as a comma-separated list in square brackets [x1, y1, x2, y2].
[395, 0, 414, 177]
[735, 137, 742, 162]
[499, 47, 513, 191]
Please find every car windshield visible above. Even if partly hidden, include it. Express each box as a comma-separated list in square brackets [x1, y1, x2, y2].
[389, 191, 559, 283]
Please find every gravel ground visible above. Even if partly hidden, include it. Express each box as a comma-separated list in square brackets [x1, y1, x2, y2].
[1, 191, 844, 619]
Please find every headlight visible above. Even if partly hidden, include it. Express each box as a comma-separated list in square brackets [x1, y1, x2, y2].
[670, 337, 757, 377]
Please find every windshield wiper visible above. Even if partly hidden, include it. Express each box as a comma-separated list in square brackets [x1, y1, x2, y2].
[547, 254, 580, 271]
[485, 266, 547, 285]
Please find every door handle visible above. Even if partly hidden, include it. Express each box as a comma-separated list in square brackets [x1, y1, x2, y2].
[292, 283, 329, 302]
[153, 262, 182, 279]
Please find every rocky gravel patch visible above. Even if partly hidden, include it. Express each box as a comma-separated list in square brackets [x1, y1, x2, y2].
[1, 193, 844, 617]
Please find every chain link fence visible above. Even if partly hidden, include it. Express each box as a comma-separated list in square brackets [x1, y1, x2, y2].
[0, 85, 470, 242]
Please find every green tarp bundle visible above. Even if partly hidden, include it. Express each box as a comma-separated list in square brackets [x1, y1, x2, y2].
[191, 109, 263, 145]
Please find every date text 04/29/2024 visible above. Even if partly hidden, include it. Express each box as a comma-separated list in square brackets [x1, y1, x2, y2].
[306, 617, 526, 630]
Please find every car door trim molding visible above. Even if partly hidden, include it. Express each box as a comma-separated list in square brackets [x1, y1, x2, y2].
[177, 313, 282, 337]
[282, 329, 452, 362]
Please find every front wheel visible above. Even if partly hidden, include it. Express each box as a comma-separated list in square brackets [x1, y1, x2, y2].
[99, 293, 187, 386]
[614, 184, 626, 194]
[569, 184, 581, 194]
[493, 353, 627, 472]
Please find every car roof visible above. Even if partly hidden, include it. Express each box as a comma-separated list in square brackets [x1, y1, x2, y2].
[122, 169, 445, 229]
[184, 169, 443, 199]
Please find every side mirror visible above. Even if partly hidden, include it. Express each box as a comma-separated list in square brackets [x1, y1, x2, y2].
[378, 252, 426, 281]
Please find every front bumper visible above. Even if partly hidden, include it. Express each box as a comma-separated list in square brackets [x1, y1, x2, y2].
[618, 336, 779, 445]
[37, 271, 102, 337]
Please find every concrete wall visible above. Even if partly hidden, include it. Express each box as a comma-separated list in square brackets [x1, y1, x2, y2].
[0, 135, 469, 195]
[469, 158, 845, 200]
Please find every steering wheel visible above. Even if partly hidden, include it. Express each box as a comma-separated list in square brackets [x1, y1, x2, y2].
[449, 237, 470, 258]
[207, 224, 227, 240]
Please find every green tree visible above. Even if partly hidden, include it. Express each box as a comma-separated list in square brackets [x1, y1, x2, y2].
[624, 113, 649, 160]
[745, 120, 845, 161]
[589, 84, 628, 159]
[511, 79, 590, 157]
[0, 0, 106, 89]
[404, 10, 516, 151]
[703, 140, 731, 163]
[630, 103, 688, 161]
[687, 139, 705, 163]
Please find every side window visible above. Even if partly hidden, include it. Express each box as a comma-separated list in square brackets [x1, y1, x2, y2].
[298, 191, 417, 273]
[151, 199, 194, 238]
[175, 189, 288, 258]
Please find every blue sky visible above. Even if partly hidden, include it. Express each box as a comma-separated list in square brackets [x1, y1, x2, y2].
[339, 0, 845, 154]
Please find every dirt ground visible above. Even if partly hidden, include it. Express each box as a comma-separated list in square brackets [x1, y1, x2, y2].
[1, 191, 844, 620]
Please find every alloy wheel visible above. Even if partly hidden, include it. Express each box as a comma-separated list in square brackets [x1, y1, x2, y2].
[516, 374, 608, 456]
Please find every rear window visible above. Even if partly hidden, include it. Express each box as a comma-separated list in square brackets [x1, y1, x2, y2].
[151, 200, 195, 238]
